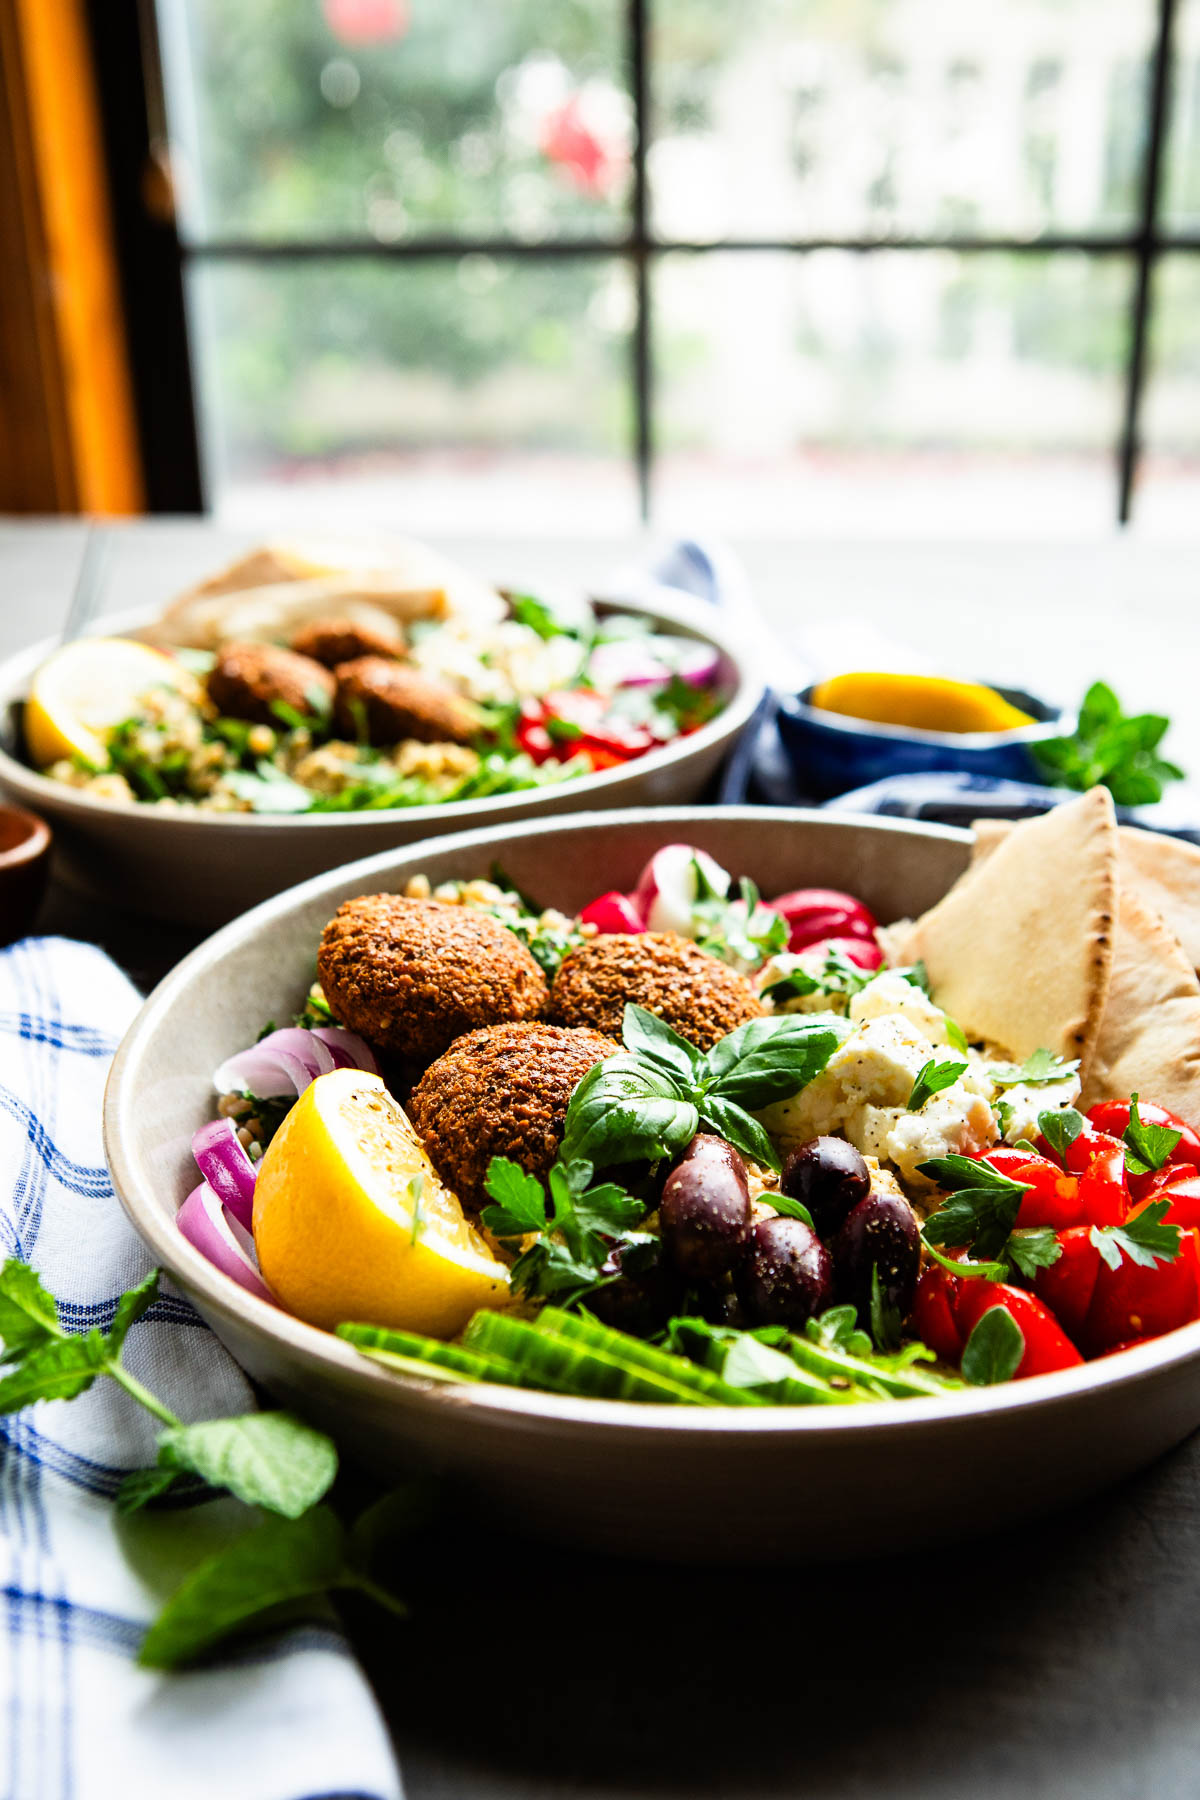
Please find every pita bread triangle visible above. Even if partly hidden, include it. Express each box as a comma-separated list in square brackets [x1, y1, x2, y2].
[896, 787, 1118, 1064]
[972, 818, 1200, 977]
[1080, 883, 1200, 1125]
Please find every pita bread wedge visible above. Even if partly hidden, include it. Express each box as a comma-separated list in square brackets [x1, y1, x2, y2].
[972, 817, 1200, 977]
[896, 787, 1118, 1063]
[1081, 884, 1200, 1127]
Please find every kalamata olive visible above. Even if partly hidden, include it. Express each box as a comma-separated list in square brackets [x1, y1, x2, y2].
[832, 1192, 921, 1324]
[780, 1137, 871, 1240]
[589, 1247, 684, 1336]
[659, 1133, 752, 1282]
[736, 1216, 834, 1329]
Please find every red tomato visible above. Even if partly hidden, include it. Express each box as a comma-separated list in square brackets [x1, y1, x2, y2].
[1088, 1100, 1200, 1171]
[1081, 1230, 1200, 1357]
[515, 709, 556, 764]
[1033, 1227, 1101, 1341]
[577, 891, 645, 934]
[1036, 1121, 1127, 1177]
[977, 1149, 1086, 1231]
[1154, 1169, 1200, 1229]
[911, 1265, 963, 1362]
[953, 1281, 1083, 1377]
[1076, 1144, 1129, 1228]
[767, 888, 879, 954]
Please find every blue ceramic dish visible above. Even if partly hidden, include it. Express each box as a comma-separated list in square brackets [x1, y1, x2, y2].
[776, 682, 1068, 801]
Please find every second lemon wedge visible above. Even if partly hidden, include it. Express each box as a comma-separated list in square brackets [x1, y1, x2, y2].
[809, 672, 1034, 736]
[25, 637, 202, 769]
[252, 1069, 510, 1336]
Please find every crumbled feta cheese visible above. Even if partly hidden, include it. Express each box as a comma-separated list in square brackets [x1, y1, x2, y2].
[848, 972, 962, 1050]
[991, 1073, 1082, 1145]
[882, 1082, 997, 1184]
[755, 1014, 936, 1148]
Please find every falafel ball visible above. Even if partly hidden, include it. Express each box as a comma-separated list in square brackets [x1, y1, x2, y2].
[207, 641, 335, 727]
[317, 894, 548, 1064]
[549, 932, 763, 1052]
[334, 657, 479, 747]
[408, 1021, 618, 1211]
[290, 617, 405, 668]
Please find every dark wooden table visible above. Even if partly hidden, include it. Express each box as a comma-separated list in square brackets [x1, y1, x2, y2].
[8, 518, 1200, 1800]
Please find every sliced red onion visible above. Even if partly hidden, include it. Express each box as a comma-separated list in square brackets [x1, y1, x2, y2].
[310, 1025, 379, 1074]
[578, 890, 646, 935]
[632, 843, 731, 934]
[589, 636, 720, 691]
[213, 1026, 346, 1101]
[191, 1117, 257, 1229]
[177, 1181, 274, 1303]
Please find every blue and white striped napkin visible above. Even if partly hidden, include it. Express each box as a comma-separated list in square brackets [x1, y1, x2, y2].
[0, 936, 402, 1800]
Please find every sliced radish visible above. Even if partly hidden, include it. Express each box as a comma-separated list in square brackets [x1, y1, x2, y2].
[632, 844, 731, 934]
[579, 891, 647, 934]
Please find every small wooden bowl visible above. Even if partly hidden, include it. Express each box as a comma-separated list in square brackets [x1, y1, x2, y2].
[0, 805, 51, 944]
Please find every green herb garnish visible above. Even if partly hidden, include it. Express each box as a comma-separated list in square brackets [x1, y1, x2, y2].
[960, 1307, 1025, 1385]
[1121, 1093, 1182, 1177]
[1038, 1106, 1085, 1164]
[907, 1057, 968, 1111]
[1090, 1199, 1182, 1271]
[1033, 680, 1184, 806]
[987, 1048, 1080, 1088]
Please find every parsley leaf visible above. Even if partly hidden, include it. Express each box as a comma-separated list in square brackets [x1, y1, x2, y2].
[907, 1057, 968, 1112]
[1006, 1227, 1063, 1279]
[478, 1159, 548, 1237]
[509, 593, 579, 642]
[918, 1156, 1032, 1261]
[1122, 1094, 1182, 1177]
[1090, 1199, 1182, 1271]
[481, 1156, 649, 1306]
[1038, 1106, 1085, 1165]
[961, 1307, 1025, 1385]
[988, 1048, 1080, 1088]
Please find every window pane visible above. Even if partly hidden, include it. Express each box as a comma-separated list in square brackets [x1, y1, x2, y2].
[1163, 0, 1200, 229]
[188, 257, 636, 530]
[650, 1, 1155, 241]
[1135, 255, 1200, 532]
[654, 250, 1131, 532]
[158, 0, 631, 241]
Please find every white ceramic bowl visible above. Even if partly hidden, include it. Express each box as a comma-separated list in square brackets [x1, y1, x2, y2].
[0, 589, 758, 927]
[103, 807, 1200, 1561]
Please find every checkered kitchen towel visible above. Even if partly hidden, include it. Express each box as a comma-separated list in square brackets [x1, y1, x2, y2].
[0, 937, 402, 1800]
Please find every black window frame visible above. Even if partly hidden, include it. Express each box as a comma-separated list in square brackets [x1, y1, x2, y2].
[91, 0, 1191, 525]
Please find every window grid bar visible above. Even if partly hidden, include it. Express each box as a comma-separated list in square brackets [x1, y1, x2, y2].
[178, 233, 1200, 260]
[629, 0, 651, 521]
[1117, 0, 1179, 525]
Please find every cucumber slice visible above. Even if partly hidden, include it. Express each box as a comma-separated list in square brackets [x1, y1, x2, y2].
[539, 1308, 767, 1407]
[337, 1321, 524, 1387]
[464, 1311, 714, 1405]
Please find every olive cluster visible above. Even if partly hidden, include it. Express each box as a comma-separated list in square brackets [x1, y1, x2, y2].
[595, 1133, 921, 1336]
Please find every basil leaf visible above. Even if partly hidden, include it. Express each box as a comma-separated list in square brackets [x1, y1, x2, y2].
[0, 1259, 61, 1360]
[907, 1058, 968, 1112]
[1038, 1107, 1084, 1165]
[961, 1307, 1025, 1385]
[139, 1507, 349, 1669]
[561, 1056, 697, 1167]
[761, 970, 820, 1005]
[1122, 1094, 1182, 1177]
[156, 1412, 339, 1518]
[768, 1193, 814, 1227]
[0, 1330, 110, 1412]
[106, 1270, 160, 1357]
[621, 1003, 703, 1081]
[700, 1014, 851, 1108]
[696, 1094, 781, 1172]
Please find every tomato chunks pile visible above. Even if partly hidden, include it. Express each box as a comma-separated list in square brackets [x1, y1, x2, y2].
[913, 1099, 1200, 1379]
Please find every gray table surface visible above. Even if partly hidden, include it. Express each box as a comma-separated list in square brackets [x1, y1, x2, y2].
[5, 517, 1200, 1800]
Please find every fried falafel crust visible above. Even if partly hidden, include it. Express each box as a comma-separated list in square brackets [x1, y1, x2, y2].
[333, 658, 479, 746]
[549, 932, 763, 1052]
[207, 641, 336, 727]
[317, 894, 548, 1064]
[408, 1021, 619, 1212]
[290, 617, 405, 668]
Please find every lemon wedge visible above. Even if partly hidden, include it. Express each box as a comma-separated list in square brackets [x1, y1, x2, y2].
[25, 637, 202, 769]
[809, 672, 1034, 736]
[252, 1069, 510, 1336]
